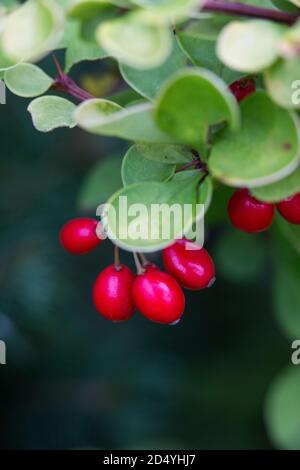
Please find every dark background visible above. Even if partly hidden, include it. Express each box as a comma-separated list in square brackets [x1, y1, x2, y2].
[0, 57, 295, 450]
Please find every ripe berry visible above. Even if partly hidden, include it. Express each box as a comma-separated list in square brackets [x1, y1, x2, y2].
[60, 218, 101, 254]
[228, 189, 275, 233]
[277, 193, 300, 224]
[133, 269, 185, 324]
[162, 239, 215, 290]
[93, 264, 135, 322]
[229, 77, 255, 103]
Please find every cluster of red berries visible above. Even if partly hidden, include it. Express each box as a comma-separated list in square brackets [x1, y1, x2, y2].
[228, 189, 300, 233]
[60, 219, 215, 324]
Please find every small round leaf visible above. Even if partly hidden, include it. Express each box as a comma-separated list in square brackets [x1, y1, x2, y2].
[217, 20, 285, 73]
[4, 63, 53, 97]
[154, 68, 240, 145]
[209, 92, 300, 188]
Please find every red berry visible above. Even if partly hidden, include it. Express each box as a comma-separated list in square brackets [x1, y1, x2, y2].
[162, 239, 215, 290]
[60, 218, 101, 255]
[133, 269, 185, 324]
[93, 264, 135, 322]
[228, 189, 275, 233]
[277, 193, 300, 224]
[229, 78, 256, 103]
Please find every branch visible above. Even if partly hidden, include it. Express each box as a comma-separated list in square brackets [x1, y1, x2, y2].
[201, 0, 298, 25]
[52, 55, 94, 102]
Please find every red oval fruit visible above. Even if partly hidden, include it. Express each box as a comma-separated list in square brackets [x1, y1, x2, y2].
[228, 189, 275, 233]
[60, 218, 101, 254]
[93, 264, 135, 322]
[133, 269, 185, 324]
[277, 193, 300, 224]
[162, 239, 215, 290]
[229, 77, 256, 103]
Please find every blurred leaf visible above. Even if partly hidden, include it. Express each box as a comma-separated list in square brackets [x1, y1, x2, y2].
[120, 38, 187, 101]
[265, 366, 300, 449]
[64, 20, 108, 72]
[130, 0, 200, 19]
[217, 20, 286, 73]
[28, 96, 77, 132]
[78, 153, 123, 210]
[97, 10, 172, 69]
[213, 230, 265, 283]
[264, 57, 300, 110]
[2, 0, 64, 63]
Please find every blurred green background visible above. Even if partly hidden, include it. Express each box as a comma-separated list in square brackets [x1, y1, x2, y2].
[0, 56, 300, 451]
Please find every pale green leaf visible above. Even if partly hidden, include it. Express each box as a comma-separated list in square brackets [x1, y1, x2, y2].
[28, 96, 77, 132]
[154, 68, 240, 145]
[121, 145, 175, 186]
[209, 92, 300, 187]
[251, 166, 300, 202]
[96, 10, 172, 69]
[217, 20, 286, 73]
[130, 0, 200, 19]
[75, 99, 176, 143]
[2, 0, 64, 63]
[264, 57, 300, 109]
[4, 63, 53, 97]
[102, 173, 201, 252]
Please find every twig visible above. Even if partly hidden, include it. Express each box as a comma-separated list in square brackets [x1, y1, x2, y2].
[201, 0, 298, 25]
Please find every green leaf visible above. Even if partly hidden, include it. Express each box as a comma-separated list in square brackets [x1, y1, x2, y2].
[251, 166, 300, 202]
[271, 0, 300, 12]
[279, 19, 300, 58]
[217, 20, 286, 73]
[121, 145, 175, 186]
[67, 0, 112, 19]
[213, 231, 265, 284]
[1, 0, 64, 63]
[154, 68, 240, 145]
[78, 154, 123, 210]
[172, 169, 213, 213]
[120, 38, 187, 101]
[265, 367, 300, 449]
[4, 63, 53, 97]
[96, 10, 172, 69]
[273, 258, 300, 339]
[264, 58, 300, 109]
[136, 143, 193, 164]
[75, 99, 175, 143]
[130, 0, 200, 19]
[209, 92, 300, 188]
[28, 96, 77, 132]
[64, 20, 108, 72]
[102, 173, 201, 252]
